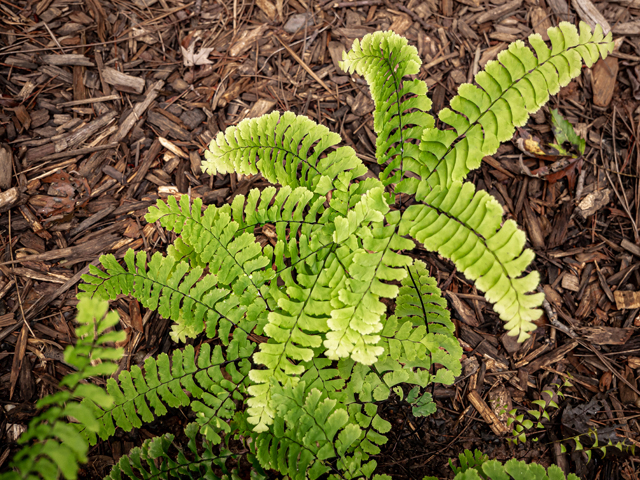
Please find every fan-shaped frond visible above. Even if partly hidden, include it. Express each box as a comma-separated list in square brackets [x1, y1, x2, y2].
[400, 181, 544, 340]
[202, 111, 367, 193]
[105, 423, 240, 480]
[340, 30, 435, 186]
[400, 22, 613, 191]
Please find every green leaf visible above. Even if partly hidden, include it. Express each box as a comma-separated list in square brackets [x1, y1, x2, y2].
[551, 109, 586, 155]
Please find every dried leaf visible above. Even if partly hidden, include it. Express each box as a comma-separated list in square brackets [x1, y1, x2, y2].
[181, 43, 214, 67]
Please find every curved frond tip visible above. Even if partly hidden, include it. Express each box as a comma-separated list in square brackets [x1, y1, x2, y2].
[203, 111, 366, 193]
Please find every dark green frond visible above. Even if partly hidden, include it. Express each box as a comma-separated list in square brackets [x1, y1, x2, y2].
[105, 423, 239, 480]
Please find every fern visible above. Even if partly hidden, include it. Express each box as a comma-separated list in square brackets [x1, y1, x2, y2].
[399, 181, 543, 340]
[0, 298, 123, 480]
[344, 22, 612, 340]
[406, 22, 613, 189]
[340, 31, 434, 185]
[449, 449, 489, 478]
[204, 111, 367, 194]
[69, 21, 614, 480]
[106, 423, 242, 480]
[83, 342, 254, 444]
[426, 453, 580, 480]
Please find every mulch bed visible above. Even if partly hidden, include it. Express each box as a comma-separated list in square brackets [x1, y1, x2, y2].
[0, 0, 639, 478]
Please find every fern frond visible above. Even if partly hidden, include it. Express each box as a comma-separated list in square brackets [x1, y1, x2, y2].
[106, 423, 239, 480]
[146, 194, 275, 294]
[401, 21, 613, 191]
[324, 188, 415, 364]
[341, 30, 434, 186]
[202, 111, 367, 193]
[396, 260, 453, 334]
[86, 342, 253, 444]
[247, 187, 397, 432]
[79, 248, 267, 342]
[445, 457, 580, 480]
[400, 181, 544, 340]
[2, 299, 123, 480]
[255, 382, 385, 480]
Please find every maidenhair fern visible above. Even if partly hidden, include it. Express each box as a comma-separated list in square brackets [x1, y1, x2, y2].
[0, 298, 124, 480]
[106, 423, 243, 480]
[70, 22, 615, 480]
[426, 450, 580, 480]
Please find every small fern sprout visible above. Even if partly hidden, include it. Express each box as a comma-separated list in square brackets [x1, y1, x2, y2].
[74, 21, 614, 480]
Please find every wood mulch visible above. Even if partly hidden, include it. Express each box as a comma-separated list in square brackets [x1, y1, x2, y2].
[0, 0, 639, 478]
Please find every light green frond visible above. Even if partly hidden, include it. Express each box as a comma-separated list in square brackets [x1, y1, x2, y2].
[325, 188, 415, 365]
[247, 187, 394, 432]
[401, 21, 613, 191]
[203, 111, 367, 192]
[341, 30, 435, 186]
[400, 181, 544, 341]
[105, 423, 238, 480]
[146, 194, 275, 291]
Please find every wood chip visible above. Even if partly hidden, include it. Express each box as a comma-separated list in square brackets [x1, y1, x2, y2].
[613, 22, 640, 35]
[530, 6, 552, 41]
[468, 390, 509, 436]
[328, 41, 347, 74]
[446, 291, 480, 326]
[523, 341, 579, 374]
[475, 0, 523, 24]
[41, 54, 94, 67]
[102, 67, 146, 94]
[591, 57, 618, 107]
[256, 0, 277, 20]
[158, 136, 189, 159]
[0, 143, 12, 190]
[245, 98, 276, 119]
[561, 273, 580, 292]
[615, 290, 640, 309]
[574, 326, 634, 345]
[479, 43, 507, 68]
[229, 25, 269, 57]
[0, 188, 21, 214]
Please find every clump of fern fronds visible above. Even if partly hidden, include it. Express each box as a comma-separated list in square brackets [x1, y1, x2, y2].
[72, 21, 615, 480]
